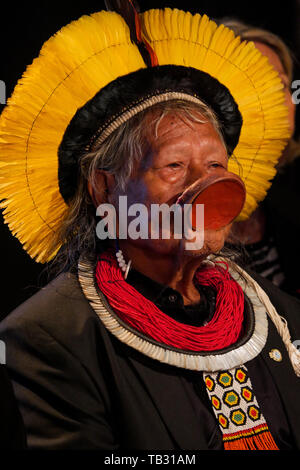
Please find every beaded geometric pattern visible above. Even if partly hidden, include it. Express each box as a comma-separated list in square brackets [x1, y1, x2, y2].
[203, 365, 272, 444]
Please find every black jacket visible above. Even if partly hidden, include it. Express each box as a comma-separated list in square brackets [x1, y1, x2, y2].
[0, 364, 27, 449]
[0, 270, 300, 450]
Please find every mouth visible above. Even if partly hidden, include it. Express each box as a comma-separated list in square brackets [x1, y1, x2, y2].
[176, 172, 246, 231]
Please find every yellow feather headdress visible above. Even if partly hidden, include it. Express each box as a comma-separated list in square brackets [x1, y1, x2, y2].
[0, 8, 290, 263]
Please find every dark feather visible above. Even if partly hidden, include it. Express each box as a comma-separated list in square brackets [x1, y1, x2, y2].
[104, 0, 140, 43]
[104, 0, 155, 67]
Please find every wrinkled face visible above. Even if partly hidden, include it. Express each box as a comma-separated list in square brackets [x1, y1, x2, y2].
[254, 41, 295, 135]
[113, 112, 234, 258]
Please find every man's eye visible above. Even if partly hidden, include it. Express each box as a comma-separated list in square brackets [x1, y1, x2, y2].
[210, 162, 223, 168]
[167, 162, 182, 169]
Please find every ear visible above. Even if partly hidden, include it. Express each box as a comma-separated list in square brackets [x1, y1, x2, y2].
[88, 170, 116, 207]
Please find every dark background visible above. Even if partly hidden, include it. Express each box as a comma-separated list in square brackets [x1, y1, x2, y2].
[0, 0, 299, 318]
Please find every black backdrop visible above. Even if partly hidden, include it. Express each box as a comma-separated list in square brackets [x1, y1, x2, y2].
[0, 0, 299, 318]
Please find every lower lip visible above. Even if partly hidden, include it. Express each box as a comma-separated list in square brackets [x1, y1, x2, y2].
[191, 179, 246, 230]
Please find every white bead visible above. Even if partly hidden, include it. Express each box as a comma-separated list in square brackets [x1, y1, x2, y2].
[115, 250, 132, 278]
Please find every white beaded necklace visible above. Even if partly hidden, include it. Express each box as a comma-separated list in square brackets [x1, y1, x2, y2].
[116, 249, 132, 279]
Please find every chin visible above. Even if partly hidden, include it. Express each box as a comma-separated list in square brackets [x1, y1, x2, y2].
[182, 243, 221, 260]
[183, 226, 230, 257]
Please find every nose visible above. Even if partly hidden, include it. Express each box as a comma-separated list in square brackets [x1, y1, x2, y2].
[176, 169, 246, 230]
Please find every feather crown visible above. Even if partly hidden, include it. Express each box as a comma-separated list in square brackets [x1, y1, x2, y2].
[0, 6, 290, 262]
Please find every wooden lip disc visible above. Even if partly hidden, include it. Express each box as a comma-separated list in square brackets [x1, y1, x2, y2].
[190, 175, 246, 230]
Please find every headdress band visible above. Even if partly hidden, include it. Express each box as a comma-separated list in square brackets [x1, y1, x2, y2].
[88, 91, 213, 151]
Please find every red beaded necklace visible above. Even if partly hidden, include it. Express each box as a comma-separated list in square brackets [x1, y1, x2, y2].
[95, 251, 244, 352]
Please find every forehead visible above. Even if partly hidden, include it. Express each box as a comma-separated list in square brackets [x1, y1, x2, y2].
[146, 112, 225, 153]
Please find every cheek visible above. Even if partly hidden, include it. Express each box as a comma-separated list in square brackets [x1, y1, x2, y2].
[141, 174, 184, 206]
[120, 179, 149, 206]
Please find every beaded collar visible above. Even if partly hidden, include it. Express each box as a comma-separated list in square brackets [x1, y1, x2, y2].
[78, 256, 269, 372]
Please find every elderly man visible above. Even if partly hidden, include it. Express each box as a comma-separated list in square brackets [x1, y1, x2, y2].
[0, 3, 300, 450]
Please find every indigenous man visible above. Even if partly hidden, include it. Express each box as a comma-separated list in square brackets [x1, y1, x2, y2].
[0, 2, 300, 450]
